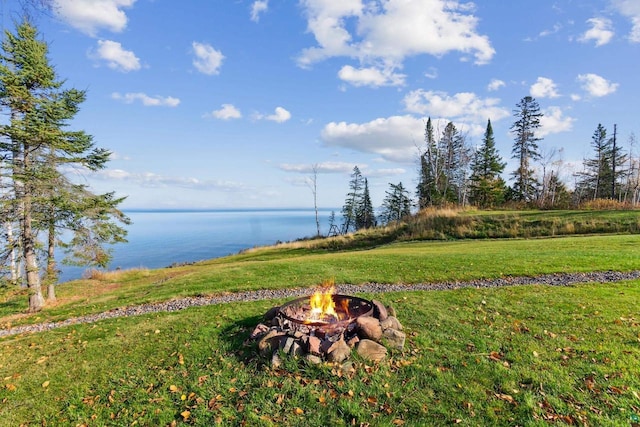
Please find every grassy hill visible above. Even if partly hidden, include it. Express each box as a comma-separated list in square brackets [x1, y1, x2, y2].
[1, 209, 639, 426]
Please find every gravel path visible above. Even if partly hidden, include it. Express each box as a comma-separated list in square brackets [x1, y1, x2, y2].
[2, 270, 639, 339]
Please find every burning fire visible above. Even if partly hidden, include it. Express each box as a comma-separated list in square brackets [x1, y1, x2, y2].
[307, 285, 339, 323]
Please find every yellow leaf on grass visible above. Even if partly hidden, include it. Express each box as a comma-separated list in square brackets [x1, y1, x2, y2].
[178, 354, 184, 365]
[169, 385, 178, 392]
[181, 410, 191, 420]
[42, 381, 50, 388]
[293, 407, 304, 415]
[495, 393, 515, 404]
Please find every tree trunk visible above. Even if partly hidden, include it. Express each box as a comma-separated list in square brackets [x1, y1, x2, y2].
[46, 220, 57, 302]
[21, 194, 44, 312]
[5, 221, 20, 285]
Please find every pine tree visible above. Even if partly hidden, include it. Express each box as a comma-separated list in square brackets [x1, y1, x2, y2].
[356, 178, 376, 229]
[0, 21, 128, 310]
[417, 117, 438, 208]
[576, 123, 628, 202]
[341, 166, 364, 233]
[510, 96, 543, 202]
[469, 119, 506, 208]
[380, 182, 411, 224]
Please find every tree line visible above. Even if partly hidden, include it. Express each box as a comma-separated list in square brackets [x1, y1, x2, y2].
[340, 96, 639, 233]
[0, 21, 128, 312]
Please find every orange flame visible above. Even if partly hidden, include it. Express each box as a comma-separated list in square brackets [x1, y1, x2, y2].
[307, 286, 338, 322]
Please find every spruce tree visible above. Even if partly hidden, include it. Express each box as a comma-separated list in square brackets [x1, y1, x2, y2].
[357, 178, 376, 229]
[417, 117, 438, 208]
[510, 96, 543, 202]
[469, 119, 506, 208]
[0, 20, 128, 310]
[341, 166, 364, 233]
[380, 182, 411, 224]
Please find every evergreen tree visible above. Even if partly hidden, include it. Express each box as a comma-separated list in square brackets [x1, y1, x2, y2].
[380, 182, 411, 224]
[469, 119, 506, 208]
[417, 117, 438, 208]
[510, 96, 543, 202]
[0, 21, 128, 310]
[341, 166, 364, 233]
[440, 122, 470, 204]
[576, 123, 628, 202]
[356, 178, 376, 229]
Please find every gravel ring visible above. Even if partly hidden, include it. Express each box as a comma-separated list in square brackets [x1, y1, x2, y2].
[2, 270, 639, 339]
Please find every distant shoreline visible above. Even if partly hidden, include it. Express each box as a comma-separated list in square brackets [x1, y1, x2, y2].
[121, 207, 340, 213]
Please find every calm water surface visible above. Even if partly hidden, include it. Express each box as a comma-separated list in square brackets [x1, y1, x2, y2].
[59, 209, 335, 282]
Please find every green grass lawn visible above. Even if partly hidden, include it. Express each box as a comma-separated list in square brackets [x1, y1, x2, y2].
[1, 221, 639, 426]
[1, 281, 639, 426]
[2, 234, 640, 327]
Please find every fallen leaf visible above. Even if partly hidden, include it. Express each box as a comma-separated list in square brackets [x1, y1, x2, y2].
[489, 351, 502, 361]
[392, 419, 405, 425]
[293, 407, 304, 415]
[169, 385, 178, 393]
[608, 386, 626, 395]
[42, 381, 50, 388]
[181, 410, 190, 421]
[178, 354, 184, 365]
[495, 393, 515, 404]
[584, 375, 596, 391]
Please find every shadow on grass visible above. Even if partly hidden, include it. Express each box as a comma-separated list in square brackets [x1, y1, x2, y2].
[219, 313, 266, 366]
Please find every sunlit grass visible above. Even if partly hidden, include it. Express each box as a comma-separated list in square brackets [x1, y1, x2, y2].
[2, 234, 639, 328]
[1, 281, 638, 426]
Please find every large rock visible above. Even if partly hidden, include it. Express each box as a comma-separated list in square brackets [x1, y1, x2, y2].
[306, 336, 322, 356]
[356, 316, 383, 341]
[383, 328, 406, 350]
[250, 323, 270, 340]
[327, 338, 351, 363]
[372, 300, 388, 321]
[258, 330, 287, 358]
[356, 339, 387, 362]
[380, 316, 403, 331]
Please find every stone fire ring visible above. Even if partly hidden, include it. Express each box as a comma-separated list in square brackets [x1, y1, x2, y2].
[253, 293, 406, 365]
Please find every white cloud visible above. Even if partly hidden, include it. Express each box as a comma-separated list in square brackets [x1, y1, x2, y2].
[539, 23, 562, 38]
[258, 106, 291, 123]
[578, 17, 614, 46]
[208, 104, 242, 120]
[577, 73, 619, 97]
[321, 115, 426, 163]
[111, 92, 180, 107]
[424, 67, 438, 79]
[297, 0, 495, 87]
[530, 77, 560, 99]
[403, 89, 510, 124]
[53, 0, 135, 36]
[337, 65, 405, 87]
[539, 106, 576, 138]
[92, 40, 140, 72]
[250, 0, 269, 22]
[278, 161, 358, 174]
[90, 169, 248, 192]
[611, 0, 640, 42]
[487, 79, 505, 91]
[192, 42, 224, 75]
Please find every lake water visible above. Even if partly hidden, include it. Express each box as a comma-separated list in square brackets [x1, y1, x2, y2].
[59, 208, 336, 282]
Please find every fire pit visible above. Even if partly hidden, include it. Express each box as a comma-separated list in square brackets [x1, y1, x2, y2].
[250, 285, 406, 365]
[278, 293, 374, 327]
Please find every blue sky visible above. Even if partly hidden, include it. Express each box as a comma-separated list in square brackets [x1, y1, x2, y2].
[3, 0, 639, 209]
